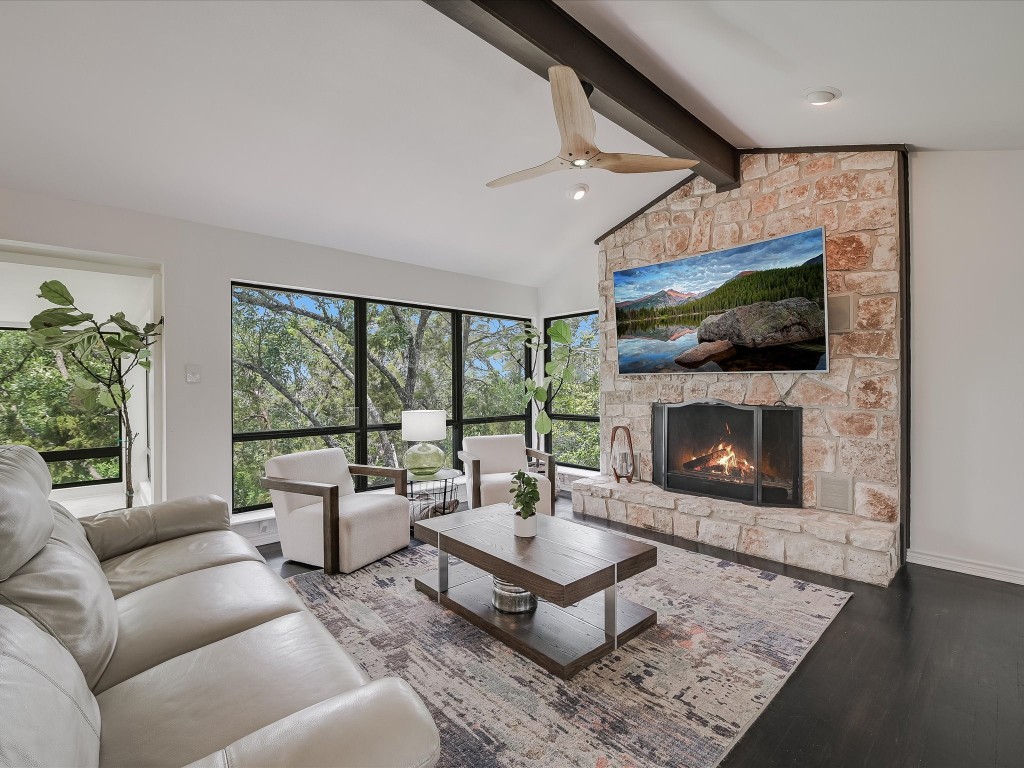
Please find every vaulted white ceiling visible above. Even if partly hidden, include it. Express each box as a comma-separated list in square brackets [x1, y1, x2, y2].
[0, 1, 1021, 291]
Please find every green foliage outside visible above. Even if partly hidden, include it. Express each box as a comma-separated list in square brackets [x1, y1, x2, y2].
[547, 313, 600, 469]
[0, 329, 120, 485]
[617, 262, 825, 328]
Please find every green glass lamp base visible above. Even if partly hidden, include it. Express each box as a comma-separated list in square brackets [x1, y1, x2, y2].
[404, 441, 444, 477]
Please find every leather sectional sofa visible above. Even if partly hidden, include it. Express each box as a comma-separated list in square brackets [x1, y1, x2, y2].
[0, 445, 440, 768]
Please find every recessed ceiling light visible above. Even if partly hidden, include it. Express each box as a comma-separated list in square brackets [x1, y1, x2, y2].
[804, 87, 841, 106]
[566, 183, 589, 201]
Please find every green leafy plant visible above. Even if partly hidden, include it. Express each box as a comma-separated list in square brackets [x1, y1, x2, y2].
[510, 469, 539, 520]
[28, 280, 163, 508]
[502, 319, 577, 436]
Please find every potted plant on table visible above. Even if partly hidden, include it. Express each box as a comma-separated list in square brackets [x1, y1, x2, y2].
[511, 469, 540, 538]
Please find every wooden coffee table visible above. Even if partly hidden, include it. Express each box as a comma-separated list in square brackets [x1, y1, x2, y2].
[414, 505, 658, 679]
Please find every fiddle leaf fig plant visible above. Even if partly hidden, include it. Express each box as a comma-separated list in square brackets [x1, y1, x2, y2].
[516, 319, 576, 436]
[28, 280, 163, 508]
[510, 469, 540, 520]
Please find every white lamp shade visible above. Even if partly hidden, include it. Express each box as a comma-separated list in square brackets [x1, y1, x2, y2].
[401, 409, 446, 442]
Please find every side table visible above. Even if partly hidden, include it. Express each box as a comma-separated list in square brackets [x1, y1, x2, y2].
[407, 468, 463, 525]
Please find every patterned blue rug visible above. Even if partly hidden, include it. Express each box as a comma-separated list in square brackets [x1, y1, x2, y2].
[289, 540, 849, 768]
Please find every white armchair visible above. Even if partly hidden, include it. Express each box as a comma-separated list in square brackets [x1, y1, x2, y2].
[260, 448, 409, 575]
[458, 434, 555, 515]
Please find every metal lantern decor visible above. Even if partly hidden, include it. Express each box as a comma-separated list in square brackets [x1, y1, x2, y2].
[610, 425, 635, 483]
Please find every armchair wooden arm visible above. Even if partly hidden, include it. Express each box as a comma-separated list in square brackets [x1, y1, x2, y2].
[259, 476, 341, 575]
[457, 451, 482, 508]
[526, 448, 557, 509]
[348, 464, 408, 498]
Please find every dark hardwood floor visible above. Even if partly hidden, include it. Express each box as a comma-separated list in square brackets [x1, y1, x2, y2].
[259, 496, 1024, 768]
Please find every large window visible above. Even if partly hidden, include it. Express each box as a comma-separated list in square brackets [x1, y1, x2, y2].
[231, 283, 529, 510]
[0, 328, 121, 486]
[543, 312, 600, 470]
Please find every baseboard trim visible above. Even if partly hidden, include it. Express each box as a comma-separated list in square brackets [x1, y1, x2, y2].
[906, 549, 1024, 586]
[243, 531, 281, 547]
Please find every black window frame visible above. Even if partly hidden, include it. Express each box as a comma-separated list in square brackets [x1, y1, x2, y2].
[542, 310, 600, 471]
[0, 326, 123, 489]
[230, 281, 532, 512]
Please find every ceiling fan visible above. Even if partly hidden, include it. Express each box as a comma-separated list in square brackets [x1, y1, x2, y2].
[487, 65, 699, 188]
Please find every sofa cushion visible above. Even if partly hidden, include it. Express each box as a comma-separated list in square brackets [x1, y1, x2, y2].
[0, 445, 55, 580]
[0, 502, 118, 689]
[462, 434, 529, 475]
[0, 605, 101, 768]
[100, 529, 264, 598]
[96, 611, 370, 768]
[94, 560, 305, 693]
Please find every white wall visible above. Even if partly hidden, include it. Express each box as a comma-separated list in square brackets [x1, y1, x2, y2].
[0, 186, 538, 505]
[537, 247, 600, 319]
[909, 149, 1024, 583]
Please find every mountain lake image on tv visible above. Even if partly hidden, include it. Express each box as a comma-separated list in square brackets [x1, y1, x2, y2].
[613, 227, 828, 374]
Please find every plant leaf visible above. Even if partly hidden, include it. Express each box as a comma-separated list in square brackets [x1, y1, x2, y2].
[108, 312, 142, 336]
[533, 387, 548, 403]
[535, 410, 552, 435]
[29, 308, 93, 330]
[37, 280, 75, 306]
[547, 320, 572, 345]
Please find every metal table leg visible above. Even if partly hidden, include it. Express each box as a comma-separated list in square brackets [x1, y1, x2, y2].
[605, 566, 618, 649]
[437, 536, 448, 603]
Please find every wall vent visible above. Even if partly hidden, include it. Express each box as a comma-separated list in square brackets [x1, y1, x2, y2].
[827, 294, 853, 332]
[817, 474, 852, 513]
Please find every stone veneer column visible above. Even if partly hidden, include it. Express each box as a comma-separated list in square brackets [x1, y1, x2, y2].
[583, 150, 904, 585]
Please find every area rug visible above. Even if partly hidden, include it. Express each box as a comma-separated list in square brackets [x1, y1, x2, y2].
[287, 540, 850, 768]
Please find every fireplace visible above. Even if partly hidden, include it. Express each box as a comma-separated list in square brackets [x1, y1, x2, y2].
[652, 400, 802, 507]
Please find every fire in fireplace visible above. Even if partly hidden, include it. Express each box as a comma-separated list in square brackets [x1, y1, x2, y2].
[652, 400, 802, 507]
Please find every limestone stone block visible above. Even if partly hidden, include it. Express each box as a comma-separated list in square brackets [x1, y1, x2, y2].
[779, 182, 812, 209]
[647, 210, 669, 230]
[855, 358, 898, 377]
[707, 380, 748, 403]
[808, 357, 853, 392]
[738, 526, 786, 561]
[839, 199, 898, 232]
[826, 411, 878, 438]
[826, 271, 845, 295]
[666, 227, 690, 255]
[879, 415, 900, 441]
[802, 155, 835, 177]
[606, 498, 627, 524]
[851, 374, 898, 411]
[844, 270, 898, 295]
[803, 408, 830, 436]
[761, 164, 800, 193]
[803, 519, 849, 544]
[644, 490, 677, 510]
[684, 378, 710, 400]
[658, 383, 685, 402]
[849, 525, 896, 552]
[772, 373, 798, 397]
[813, 172, 860, 204]
[756, 511, 805, 532]
[583, 495, 607, 519]
[715, 199, 751, 223]
[785, 535, 845, 576]
[764, 206, 814, 238]
[780, 152, 807, 167]
[861, 170, 895, 199]
[697, 519, 741, 550]
[840, 439, 898, 485]
[745, 374, 782, 405]
[713, 223, 740, 249]
[803, 437, 837, 473]
[701, 191, 730, 209]
[627, 503, 655, 529]
[673, 512, 700, 540]
[692, 210, 713, 251]
[653, 508, 673, 534]
[571, 491, 583, 514]
[856, 296, 897, 329]
[713, 506, 756, 525]
[803, 473, 817, 507]
[612, 485, 651, 504]
[765, 154, 781, 173]
[624, 403, 650, 418]
[826, 233, 871, 270]
[788, 378, 849, 407]
[832, 330, 898, 359]
[872, 235, 898, 270]
[742, 220, 765, 242]
[677, 498, 712, 517]
[816, 204, 840, 230]
[740, 153, 768, 180]
[845, 548, 895, 585]
[854, 482, 899, 522]
[752, 193, 777, 217]
[840, 151, 895, 171]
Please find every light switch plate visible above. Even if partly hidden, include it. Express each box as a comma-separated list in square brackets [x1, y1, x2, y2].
[185, 364, 202, 384]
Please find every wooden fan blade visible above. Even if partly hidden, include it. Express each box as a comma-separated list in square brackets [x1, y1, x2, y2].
[548, 65, 598, 161]
[592, 153, 698, 174]
[486, 157, 567, 188]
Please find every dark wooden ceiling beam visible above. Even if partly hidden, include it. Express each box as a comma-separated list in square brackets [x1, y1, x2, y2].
[425, 0, 740, 189]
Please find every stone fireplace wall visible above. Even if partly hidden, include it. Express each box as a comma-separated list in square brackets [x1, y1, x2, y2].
[576, 150, 904, 585]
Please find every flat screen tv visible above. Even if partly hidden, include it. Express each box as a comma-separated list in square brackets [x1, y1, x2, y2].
[613, 227, 828, 374]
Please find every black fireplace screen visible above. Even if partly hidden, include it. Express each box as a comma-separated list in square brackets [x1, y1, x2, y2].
[653, 400, 802, 507]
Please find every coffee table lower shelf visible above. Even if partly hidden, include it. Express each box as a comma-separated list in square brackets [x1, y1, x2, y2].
[415, 563, 657, 680]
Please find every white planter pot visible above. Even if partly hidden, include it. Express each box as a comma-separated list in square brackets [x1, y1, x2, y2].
[513, 514, 537, 538]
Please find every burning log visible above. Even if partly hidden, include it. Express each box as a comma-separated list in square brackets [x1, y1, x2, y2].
[682, 448, 732, 472]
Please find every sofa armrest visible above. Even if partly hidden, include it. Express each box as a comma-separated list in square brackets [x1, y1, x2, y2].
[457, 451, 481, 508]
[183, 679, 440, 768]
[79, 494, 230, 561]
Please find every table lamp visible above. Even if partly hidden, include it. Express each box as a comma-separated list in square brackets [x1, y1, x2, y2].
[401, 409, 446, 477]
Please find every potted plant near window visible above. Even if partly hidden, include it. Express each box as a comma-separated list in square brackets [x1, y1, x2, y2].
[511, 469, 540, 538]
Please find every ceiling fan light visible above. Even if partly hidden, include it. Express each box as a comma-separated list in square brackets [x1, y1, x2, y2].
[571, 159, 588, 167]
[567, 183, 589, 201]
